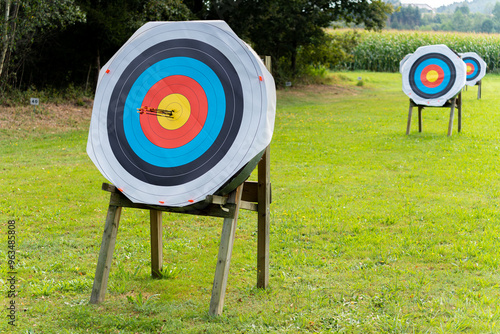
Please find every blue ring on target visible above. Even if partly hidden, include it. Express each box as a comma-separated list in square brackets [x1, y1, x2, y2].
[107, 39, 243, 186]
[123, 57, 225, 167]
[463, 57, 480, 81]
[413, 58, 451, 95]
[409, 52, 456, 99]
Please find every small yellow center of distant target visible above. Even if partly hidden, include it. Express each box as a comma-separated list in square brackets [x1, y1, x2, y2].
[157, 94, 190, 130]
[467, 65, 472, 73]
[426, 70, 439, 83]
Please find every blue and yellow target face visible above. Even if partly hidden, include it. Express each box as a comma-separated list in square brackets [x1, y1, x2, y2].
[402, 45, 466, 106]
[409, 53, 455, 99]
[464, 58, 480, 81]
[87, 21, 276, 207]
[110, 41, 241, 183]
[461, 52, 486, 86]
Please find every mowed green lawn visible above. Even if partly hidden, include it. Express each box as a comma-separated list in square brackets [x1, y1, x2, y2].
[1, 72, 500, 333]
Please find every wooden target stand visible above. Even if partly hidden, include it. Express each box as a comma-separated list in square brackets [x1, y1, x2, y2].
[89, 146, 271, 316]
[406, 92, 462, 136]
[464, 80, 482, 99]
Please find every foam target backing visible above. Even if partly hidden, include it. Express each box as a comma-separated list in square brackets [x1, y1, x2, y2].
[87, 21, 276, 207]
[461, 52, 486, 86]
[402, 44, 466, 106]
[399, 53, 412, 74]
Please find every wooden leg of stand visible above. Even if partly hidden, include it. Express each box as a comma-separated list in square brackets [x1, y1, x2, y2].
[418, 106, 423, 133]
[150, 210, 163, 278]
[90, 197, 122, 304]
[406, 101, 413, 135]
[257, 146, 270, 289]
[209, 184, 244, 316]
[478, 81, 481, 99]
[448, 97, 456, 137]
[458, 93, 462, 133]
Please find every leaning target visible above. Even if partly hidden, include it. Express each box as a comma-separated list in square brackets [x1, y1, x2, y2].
[402, 44, 466, 106]
[87, 21, 276, 207]
[399, 53, 412, 73]
[461, 52, 486, 86]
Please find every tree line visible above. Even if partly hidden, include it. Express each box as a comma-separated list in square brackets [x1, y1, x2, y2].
[0, 0, 393, 94]
[388, 2, 500, 34]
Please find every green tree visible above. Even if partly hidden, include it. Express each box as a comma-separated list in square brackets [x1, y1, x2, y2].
[6, 0, 191, 90]
[492, 1, 500, 32]
[390, 6, 421, 29]
[451, 10, 471, 32]
[482, 18, 494, 33]
[297, 30, 359, 71]
[455, 4, 470, 15]
[189, 0, 393, 82]
[5, 0, 393, 90]
[142, 0, 192, 22]
[0, 0, 85, 90]
[493, 1, 500, 21]
[76, 0, 191, 86]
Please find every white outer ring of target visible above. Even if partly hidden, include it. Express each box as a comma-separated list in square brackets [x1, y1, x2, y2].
[402, 44, 466, 107]
[461, 51, 486, 86]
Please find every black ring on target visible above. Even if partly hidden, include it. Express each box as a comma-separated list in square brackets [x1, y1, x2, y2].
[409, 52, 456, 99]
[463, 57, 481, 81]
[107, 39, 243, 186]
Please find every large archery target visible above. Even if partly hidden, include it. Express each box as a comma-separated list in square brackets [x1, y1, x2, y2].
[461, 52, 486, 86]
[87, 21, 276, 207]
[402, 45, 466, 106]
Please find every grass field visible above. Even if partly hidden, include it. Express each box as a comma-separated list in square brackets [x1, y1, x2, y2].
[2, 72, 500, 333]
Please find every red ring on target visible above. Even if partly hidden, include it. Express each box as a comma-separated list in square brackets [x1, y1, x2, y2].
[466, 63, 476, 76]
[420, 64, 444, 88]
[140, 75, 208, 148]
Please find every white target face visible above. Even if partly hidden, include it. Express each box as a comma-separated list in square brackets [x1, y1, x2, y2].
[461, 52, 486, 86]
[402, 44, 466, 106]
[399, 53, 412, 74]
[87, 21, 276, 207]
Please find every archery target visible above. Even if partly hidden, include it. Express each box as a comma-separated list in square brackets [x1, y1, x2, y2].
[402, 44, 466, 106]
[87, 21, 276, 207]
[399, 53, 412, 73]
[461, 52, 486, 86]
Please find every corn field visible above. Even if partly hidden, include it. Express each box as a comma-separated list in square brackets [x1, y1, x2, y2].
[330, 29, 500, 73]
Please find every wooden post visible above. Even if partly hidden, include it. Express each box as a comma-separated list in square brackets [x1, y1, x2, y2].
[406, 100, 414, 135]
[448, 96, 456, 137]
[150, 210, 163, 278]
[457, 92, 462, 133]
[477, 80, 481, 99]
[90, 195, 122, 304]
[418, 106, 423, 133]
[257, 146, 270, 288]
[264, 56, 271, 73]
[209, 184, 244, 316]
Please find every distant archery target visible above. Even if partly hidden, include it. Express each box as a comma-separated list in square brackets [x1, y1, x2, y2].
[461, 52, 486, 86]
[87, 21, 276, 207]
[402, 44, 466, 106]
[399, 53, 412, 73]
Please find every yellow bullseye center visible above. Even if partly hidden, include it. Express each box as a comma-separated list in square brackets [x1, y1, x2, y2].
[157, 94, 190, 130]
[426, 70, 439, 83]
[467, 65, 472, 73]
